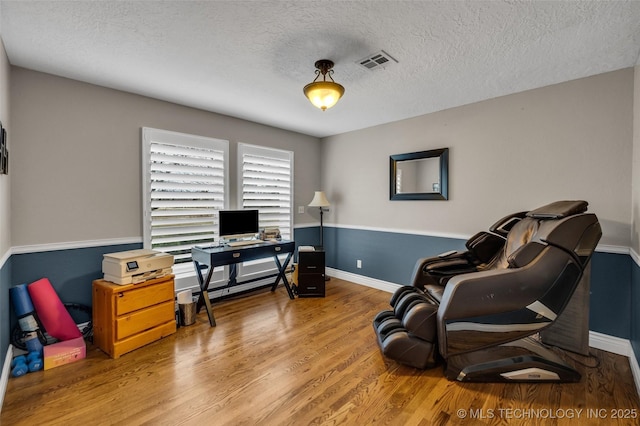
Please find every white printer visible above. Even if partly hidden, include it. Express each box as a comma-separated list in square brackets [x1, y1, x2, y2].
[102, 249, 174, 285]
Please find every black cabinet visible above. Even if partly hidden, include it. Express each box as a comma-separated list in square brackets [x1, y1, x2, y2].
[296, 249, 325, 297]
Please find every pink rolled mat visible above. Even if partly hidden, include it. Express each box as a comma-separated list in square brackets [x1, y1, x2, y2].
[27, 278, 82, 341]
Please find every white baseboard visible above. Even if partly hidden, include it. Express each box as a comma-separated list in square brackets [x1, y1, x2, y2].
[588, 331, 640, 396]
[588, 331, 632, 356]
[326, 267, 400, 293]
[328, 268, 640, 397]
[0, 345, 14, 413]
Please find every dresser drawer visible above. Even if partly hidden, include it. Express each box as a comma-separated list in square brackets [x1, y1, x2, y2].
[111, 321, 177, 359]
[116, 280, 174, 315]
[116, 300, 175, 340]
[297, 274, 325, 297]
[298, 251, 325, 273]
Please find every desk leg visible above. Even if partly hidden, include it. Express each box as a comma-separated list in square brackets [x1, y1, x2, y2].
[271, 252, 294, 299]
[229, 264, 238, 286]
[193, 260, 217, 327]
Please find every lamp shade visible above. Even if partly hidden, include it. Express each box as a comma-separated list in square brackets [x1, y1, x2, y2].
[303, 81, 345, 111]
[308, 191, 330, 207]
[303, 59, 345, 111]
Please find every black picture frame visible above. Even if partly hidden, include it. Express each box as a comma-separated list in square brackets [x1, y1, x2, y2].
[389, 147, 449, 200]
[0, 125, 6, 175]
[0, 128, 4, 173]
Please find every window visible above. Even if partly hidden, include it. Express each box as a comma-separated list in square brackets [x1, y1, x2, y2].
[238, 143, 293, 239]
[142, 128, 229, 290]
[237, 143, 293, 279]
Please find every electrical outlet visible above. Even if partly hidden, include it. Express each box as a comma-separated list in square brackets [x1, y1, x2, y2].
[298, 206, 305, 214]
[357, 259, 362, 269]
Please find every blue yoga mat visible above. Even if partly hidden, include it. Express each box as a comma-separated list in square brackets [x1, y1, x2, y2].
[10, 283, 43, 353]
[10, 284, 34, 317]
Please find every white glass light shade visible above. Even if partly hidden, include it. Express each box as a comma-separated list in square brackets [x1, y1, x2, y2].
[308, 191, 330, 207]
[303, 81, 345, 111]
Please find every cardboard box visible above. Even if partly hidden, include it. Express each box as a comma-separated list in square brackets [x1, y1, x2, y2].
[43, 337, 86, 370]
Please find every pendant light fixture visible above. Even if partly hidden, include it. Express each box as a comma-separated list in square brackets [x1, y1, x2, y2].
[303, 59, 345, 111]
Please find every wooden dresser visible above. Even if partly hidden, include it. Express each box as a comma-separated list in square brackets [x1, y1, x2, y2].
[92, 275, 176, 358]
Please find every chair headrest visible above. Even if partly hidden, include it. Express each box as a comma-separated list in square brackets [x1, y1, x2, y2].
[526, 200, 588, 219]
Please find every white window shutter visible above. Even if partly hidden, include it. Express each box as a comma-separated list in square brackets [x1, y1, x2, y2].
[148, 143, 225, 264]
[142, 128, 229, 273]
[239, 143, 293, 240]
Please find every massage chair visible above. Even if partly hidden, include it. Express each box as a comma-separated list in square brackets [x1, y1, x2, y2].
[372, 200, 601, 382]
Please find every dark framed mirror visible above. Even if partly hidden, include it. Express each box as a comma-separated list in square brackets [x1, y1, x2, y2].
[390, 148, 449, 200]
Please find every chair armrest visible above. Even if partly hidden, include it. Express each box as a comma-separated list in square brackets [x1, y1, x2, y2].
[465, 231, 505, 264]
[410, 253, 478, 288]
[425, 258, 478, 274]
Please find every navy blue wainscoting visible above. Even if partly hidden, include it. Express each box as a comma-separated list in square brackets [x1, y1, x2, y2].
[292, 226, 327, 261]
[10, 243, 141, 317]
[632, 259, 640, 369]
[322, 226, 466, 286]
[1, 257, 12, 362]
[590, 252, 632, 339]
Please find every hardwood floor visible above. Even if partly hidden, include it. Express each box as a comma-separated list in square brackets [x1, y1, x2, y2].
[2, 278, 639, 425]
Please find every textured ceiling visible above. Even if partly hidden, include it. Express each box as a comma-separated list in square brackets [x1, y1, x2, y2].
[1, 1, 640, 138]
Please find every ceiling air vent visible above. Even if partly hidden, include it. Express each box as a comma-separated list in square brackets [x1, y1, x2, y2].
[357, 50, 398, 71]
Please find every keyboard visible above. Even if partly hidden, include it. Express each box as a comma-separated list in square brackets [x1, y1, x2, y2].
[227, 240, 265, 247]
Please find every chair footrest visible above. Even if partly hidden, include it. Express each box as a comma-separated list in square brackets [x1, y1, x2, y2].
[373, 285, 440, 369]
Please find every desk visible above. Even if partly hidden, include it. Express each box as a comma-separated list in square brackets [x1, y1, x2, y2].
[192, 240, 295, 326]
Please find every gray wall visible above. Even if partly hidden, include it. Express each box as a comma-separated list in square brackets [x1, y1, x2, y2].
[632, 66, 640, 370]
[0, 36, 10, 364]
[10, 67, 321, 248]
[320, 69, 634, 248]
[0, 33, 9, 256]
[633, 67, 639, 255]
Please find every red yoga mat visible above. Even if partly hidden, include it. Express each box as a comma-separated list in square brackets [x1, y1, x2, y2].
[27, 278, 82, 341]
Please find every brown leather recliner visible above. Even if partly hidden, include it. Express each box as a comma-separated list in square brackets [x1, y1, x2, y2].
[373, 200, 601, 382]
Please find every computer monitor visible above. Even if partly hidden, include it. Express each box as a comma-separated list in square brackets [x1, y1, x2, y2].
[218, 209, 259, 241]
